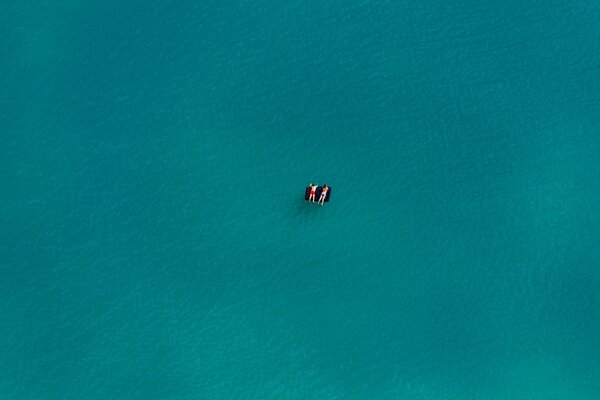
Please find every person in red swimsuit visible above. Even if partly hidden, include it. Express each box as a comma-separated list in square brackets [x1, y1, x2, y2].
[308, 183, 318, 202]
[318, 184, 329, 205]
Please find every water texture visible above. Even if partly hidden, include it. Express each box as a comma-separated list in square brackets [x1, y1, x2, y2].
[2, 1, 600, 399]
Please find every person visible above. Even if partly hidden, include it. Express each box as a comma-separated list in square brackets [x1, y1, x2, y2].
[318, 184, 329, 205]
[308, 183, 318, 202]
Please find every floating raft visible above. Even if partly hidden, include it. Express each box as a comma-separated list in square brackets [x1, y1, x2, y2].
[305, 186, 331, 202]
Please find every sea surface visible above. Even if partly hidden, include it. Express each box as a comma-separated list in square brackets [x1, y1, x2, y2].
[2, 1, 600, 399]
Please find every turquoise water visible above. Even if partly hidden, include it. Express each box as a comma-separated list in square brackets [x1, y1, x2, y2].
[2, 1, 600, 398]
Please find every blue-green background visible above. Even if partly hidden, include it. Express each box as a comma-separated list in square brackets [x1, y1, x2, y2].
[2, 1, 600, 399]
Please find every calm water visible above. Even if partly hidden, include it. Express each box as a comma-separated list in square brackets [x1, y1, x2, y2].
[2, 1, 600, 399]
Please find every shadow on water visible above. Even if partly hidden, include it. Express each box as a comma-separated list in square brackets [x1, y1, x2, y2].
[291, 196, 322, 219]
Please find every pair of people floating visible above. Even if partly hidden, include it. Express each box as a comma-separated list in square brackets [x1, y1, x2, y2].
[307, 183, 330, 205]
